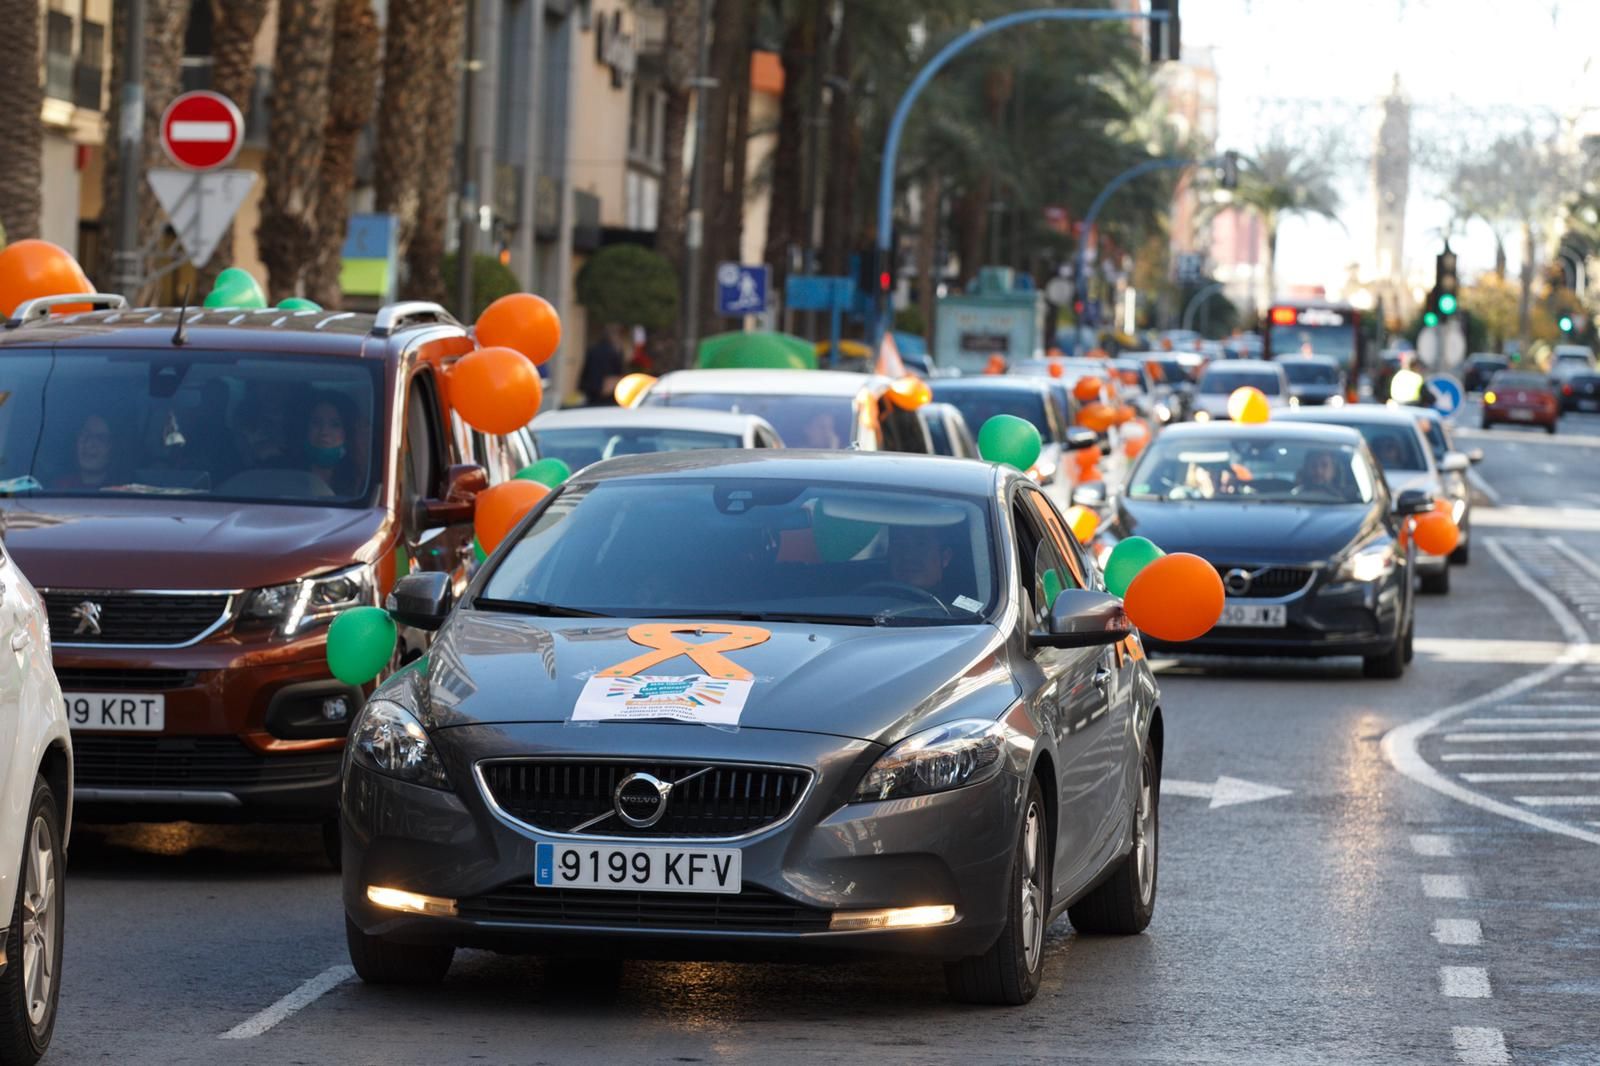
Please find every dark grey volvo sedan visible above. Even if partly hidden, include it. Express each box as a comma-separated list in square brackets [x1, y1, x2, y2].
[341, 451, 1163, 1005]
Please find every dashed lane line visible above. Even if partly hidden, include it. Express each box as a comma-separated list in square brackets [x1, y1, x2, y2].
[219, 965, 356, 1040]
[1441, 966, 1493, 998]
[1453, 1026, 1511, 1066]
[1423, 874, 1472, 899]
[1433, 919, 1483, 946]
[1410, 834, 1456, 857]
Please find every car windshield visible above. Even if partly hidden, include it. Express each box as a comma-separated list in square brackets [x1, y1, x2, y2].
[1127, 435, 1376, 505]
[1491, 372, 1548, 390]
[1280, 360, 1341, 385]
[531, 427, 742, 471]
[1269, 324, 1357, 364]
[1198, 369, 1283, 395]
[1337, 422, 1429, 471]
[481, 478, 996, 625]
[649, 391, 852, 449]
[0, 349, 381, 504]
[931, 386, 1056, 441]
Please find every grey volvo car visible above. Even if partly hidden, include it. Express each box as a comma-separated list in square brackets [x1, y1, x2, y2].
[340, 451, 1163, 1005]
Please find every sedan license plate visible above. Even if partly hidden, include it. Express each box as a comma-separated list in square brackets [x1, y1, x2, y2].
[64, 692, 165, 732]
[1217, 602, 1287, 628]
[1508, 408, 1536, 421]
[1579, 399, 1599, 412]
[535, 841, 741, 894]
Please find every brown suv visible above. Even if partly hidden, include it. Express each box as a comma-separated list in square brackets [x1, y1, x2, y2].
[0, 294, 528, 837]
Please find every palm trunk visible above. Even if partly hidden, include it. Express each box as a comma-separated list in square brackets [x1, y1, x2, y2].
[653, 0, 697, 370]
[713, 7, 753, 277]
[402, 0, 465, 304]
[1491, 229, 1507, 280]
[1518, 221, 1535, 349]
[197, 0, 270, 289]
[375, 0, 454, 265]
[819, 20, 856, 277]
[695, 0, 752, 317]
[915, 173, 942, 341]
[257, 0, 336, 303]
[1263, 217, 1279, 307]
[305, 0, 381, 308]
[0, 0, 44, 243]
[761, 12, 810, 306]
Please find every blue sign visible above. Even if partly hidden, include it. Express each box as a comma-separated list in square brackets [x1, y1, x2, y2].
[784, 274, 855, 312]
[1429, 375, 1463, 416]
[716, 263, 770, 316]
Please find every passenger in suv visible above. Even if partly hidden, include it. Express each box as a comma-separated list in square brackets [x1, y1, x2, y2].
[0, 294, 524, 849]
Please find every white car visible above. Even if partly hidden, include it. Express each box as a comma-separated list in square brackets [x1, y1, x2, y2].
[0, 546, 70, 1064]
[1190, 360, 1293, 422]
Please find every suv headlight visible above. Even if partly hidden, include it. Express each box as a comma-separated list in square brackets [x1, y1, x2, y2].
[241, 563, 376, 636]
[1336, 543, 1395, 583]
[350, 701, 450, 789]
[852, 719, 1007, 802]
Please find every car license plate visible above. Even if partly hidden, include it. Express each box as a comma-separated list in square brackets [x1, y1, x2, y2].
[1217, 602, 1287, 628]
[1508, 408, 1535, 421]
[1579, 399, 1599, 411]
[534, 841, 740, 894]
[64, 692, 165, 732]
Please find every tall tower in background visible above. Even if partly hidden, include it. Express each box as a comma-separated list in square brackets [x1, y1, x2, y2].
[1373, 76, 1411, 317]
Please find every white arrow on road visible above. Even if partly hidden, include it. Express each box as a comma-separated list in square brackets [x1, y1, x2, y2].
[1162, 776, 1293, 809]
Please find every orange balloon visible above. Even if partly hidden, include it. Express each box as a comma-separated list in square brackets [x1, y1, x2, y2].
[1123, 552, 1225, 642]
[1073, 377, 1103, 403]
[1226, 386, 1271, 424]
[887, 375, 932, 410]
[476, 292, 562, 365]
[984, 354, 1008, 375]
[614, 372, 657, 408]
[0, 239, 94, 316]
[1411, 511, 1459, 556]
[1064, 505, 1099, 543]
[1047, 360, 1065, 378]
[1073, 446, 1102, 472]
[1078, 402, 1117, 433]
[450, 346, 544, 433]
[1113, 403, 1136, 426]
[474, 478, 551, 554]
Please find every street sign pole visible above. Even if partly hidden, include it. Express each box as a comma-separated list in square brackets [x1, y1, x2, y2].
[111, 0, 147, 299]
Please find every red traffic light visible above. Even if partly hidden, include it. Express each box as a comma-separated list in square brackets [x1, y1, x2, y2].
[879, 271, 892, 293]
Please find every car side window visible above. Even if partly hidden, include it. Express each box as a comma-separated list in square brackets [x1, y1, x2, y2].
[1011, 491, 1073, 629]
[401, 370, 444, 507]
[1022, 488, 1092, 591]
[880, 402, 931, 454]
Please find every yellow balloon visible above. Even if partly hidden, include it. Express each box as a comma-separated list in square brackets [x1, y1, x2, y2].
[614, 372, 657, 408]
[1064, 504, 1100, 544]
[1227, 386, 1271, 424]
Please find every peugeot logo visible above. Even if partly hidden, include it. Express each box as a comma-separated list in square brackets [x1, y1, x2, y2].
[70, 600, 103, 637]
[614, 772, 672, 828]
[1222, 568, 1254, 596]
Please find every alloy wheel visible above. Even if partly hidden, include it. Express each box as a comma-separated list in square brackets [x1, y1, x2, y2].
[21, 814, 56, 1030]
[1134, 758, 1157, 907]
[1020, 801, 1045, 972]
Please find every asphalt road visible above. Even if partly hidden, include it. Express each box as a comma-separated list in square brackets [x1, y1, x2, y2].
[47, 405, 1600, 1066]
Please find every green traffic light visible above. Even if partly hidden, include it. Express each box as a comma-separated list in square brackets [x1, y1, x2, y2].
[1423, 311, 1439, 327]
[1438, 293, 1457, 315]
[1560, 314, 1574, 332]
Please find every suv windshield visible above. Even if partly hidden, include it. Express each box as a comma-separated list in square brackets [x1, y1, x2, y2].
[0, 349, 382, 504]
[1127, 435, 1376, 505]
[649, 391, 851, 449]
[1199, 369, 1283, 395]
[481, 478, 996, 625]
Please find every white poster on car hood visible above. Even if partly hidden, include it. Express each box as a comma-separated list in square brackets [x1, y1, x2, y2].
[572, 674, 753, 726]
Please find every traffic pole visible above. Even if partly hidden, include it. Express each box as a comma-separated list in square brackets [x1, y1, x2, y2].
[112, 0, 147, 299]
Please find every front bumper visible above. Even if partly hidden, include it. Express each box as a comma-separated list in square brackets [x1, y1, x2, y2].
[342, 722, 1022, 960]
[1147, 570, 1405, 658]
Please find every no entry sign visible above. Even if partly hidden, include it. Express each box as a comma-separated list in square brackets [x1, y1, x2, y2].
[160, 91, 244, 171]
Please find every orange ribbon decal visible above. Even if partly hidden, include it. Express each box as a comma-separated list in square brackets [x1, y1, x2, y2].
[598, 624, 771, 681]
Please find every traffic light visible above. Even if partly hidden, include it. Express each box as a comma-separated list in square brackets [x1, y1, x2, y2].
[1560, 313, 1575, 333]
[1423, 309, 1439, 328]
[1435, 245, 1458, 318]
[1148, 0, 1179, 63]
[856, 246, 895, 302]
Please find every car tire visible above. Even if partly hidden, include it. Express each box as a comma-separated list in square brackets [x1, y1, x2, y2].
[945, 777, 1051, 1006]
[1547, 422, 1558, 435]
[1403, 616, 1416, 664]
[321, 817, 343, 872]
[1364, 623, 1408, 679]
[0, 777, 65, 1066]
[1421, 566, 1451, 595]
[1480, 419, 1492, 430]
[1067, 744, 1159, 936]
[1450, 537, 1470, 566]
[345, 916, 453, 985]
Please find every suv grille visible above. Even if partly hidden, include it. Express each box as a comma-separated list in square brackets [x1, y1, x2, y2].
[479, 760, 811, 839]
[53, 668, 197, 691]
[1214, 565, 1314, 598]
[73, 736, 341, 790]
[43, 591, 231, 645]
[456, 883, 831, 932]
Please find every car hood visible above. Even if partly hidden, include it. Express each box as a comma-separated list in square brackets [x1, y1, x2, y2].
[1115, 497, 1372, 564]
[0, 497, 392, 589]
[411, 611, 1017, 746]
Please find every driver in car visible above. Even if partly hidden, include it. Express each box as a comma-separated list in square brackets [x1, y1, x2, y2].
[888, 524, 954, 598]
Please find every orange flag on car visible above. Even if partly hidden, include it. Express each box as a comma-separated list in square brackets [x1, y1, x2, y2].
[876, 331, 907, 378]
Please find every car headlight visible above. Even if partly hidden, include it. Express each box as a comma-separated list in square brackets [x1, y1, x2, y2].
[1336, 543, 1396, 583]
[1154, 402, 1173, 423]
[1194, 410, 1211, 422]
[241, 563, 377, 636]
[1450, 496, 1467, 524]
[1328, 394, 1345, 407]
[350, 700, 451, 789]
[852, 719, 1007, 802]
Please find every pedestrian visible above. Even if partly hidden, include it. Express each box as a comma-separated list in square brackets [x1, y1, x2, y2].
[580, 322, 627, 406]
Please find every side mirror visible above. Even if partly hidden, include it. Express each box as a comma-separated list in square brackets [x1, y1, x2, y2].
[1064, 427, 1100, 451]
[1467, 448, 1484, 464]
[1033, 589, 1133, 649]
[413, 463, 488, 530]
[1071, 480, 1107, 509]
[1395, 488, 1433, 516]
[386, 571, 455, 631]
[1439, 451, 1471, 474]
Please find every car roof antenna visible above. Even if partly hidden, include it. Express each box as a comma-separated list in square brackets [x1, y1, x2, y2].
[171, 284, 193, 347]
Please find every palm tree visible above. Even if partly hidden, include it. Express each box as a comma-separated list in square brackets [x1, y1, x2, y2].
[654, 0, 700, 369]
[197, 0, 271, 290]
[306, 0, 381, 307]
[1199, 140, 1341, 304]
[374, 0, 459, 268]
[0, 0, 43, 243]
[402, 0, 465, 303]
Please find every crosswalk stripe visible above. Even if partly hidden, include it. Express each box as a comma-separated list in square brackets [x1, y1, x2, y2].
[1444, 731, 1600, 742]
[1461, 771, 1600, 782]
[1514, 795, 1600, 807]
[1461, 717, 1600, 726]
[1441, 752, 1600, 761]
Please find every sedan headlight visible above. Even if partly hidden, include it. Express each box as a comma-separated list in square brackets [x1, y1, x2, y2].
[241, 563, 376, 636]
[350, 701, 450, 789]
[1328, 394, 1346, 407]
[1194, 410, 1212, 422]
[852, 719, 1007, 802]
[1336, 543, 1396, 584]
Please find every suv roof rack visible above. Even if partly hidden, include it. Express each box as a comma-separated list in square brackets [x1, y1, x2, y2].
[5, 293, 128, 329]
[370, 301, 458, 338]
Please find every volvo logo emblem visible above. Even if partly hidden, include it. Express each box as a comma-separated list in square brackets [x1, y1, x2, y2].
[613, 772, 672, 828]
[70, 600, 104, 636]
[1222, 569, 1254, 596]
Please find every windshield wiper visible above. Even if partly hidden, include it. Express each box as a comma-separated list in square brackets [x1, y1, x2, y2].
[628, 609, 883, 627]
[473, 597, 616, 619]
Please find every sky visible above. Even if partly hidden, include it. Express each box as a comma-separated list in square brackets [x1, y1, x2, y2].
[1186, 0, 1600, 294]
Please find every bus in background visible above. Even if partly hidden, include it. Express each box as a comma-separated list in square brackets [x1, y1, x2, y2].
[1263, 301, 1368, 402]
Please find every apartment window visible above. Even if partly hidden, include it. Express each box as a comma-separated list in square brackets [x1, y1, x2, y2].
[75, 21, 105, 111]
[45, 11, 74, 102]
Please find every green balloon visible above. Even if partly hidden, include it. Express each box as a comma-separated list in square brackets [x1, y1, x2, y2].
[204, 267, 267, 309]
[1041, 569, 1063, 612]
[277, 296, 322, 311]
[515, 458, 572, 488]
[814, 510, 880, 562]
[1104, 536, 1166, 598]
[977, 414, 1042, 472]
[326, 606, 398, 685]
[473, 536, 488, 563]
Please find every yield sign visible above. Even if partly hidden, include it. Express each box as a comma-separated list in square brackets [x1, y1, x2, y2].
[161, 90, 244, 170]
[148, 169, 258, 268]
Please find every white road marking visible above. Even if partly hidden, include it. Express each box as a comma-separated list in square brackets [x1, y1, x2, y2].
[1409, 834, 1455, 856]
[1442, 751, 1600, 761]
[1461, 771, 1600, 782]
[219, 965, 356, 1040]
[1159, 775, 1293, 809]
[1491, 703, 1600, 711]
[1422, 874, 1471, 899]
[1440, 966, 1493, 998]
[1551, 537, 1600, 583]
[1413, 637, 1583, 664]
[1433, 919, 1482, 946]
[1461, 717, 1600, 726]
[1467, 468, 1502, 505]
[1443, 731, 1600, 742]
[1514, 795, 1600, 807]
[1471, 505, 1600, 532]
[1452, 1026, 1510, 1065]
